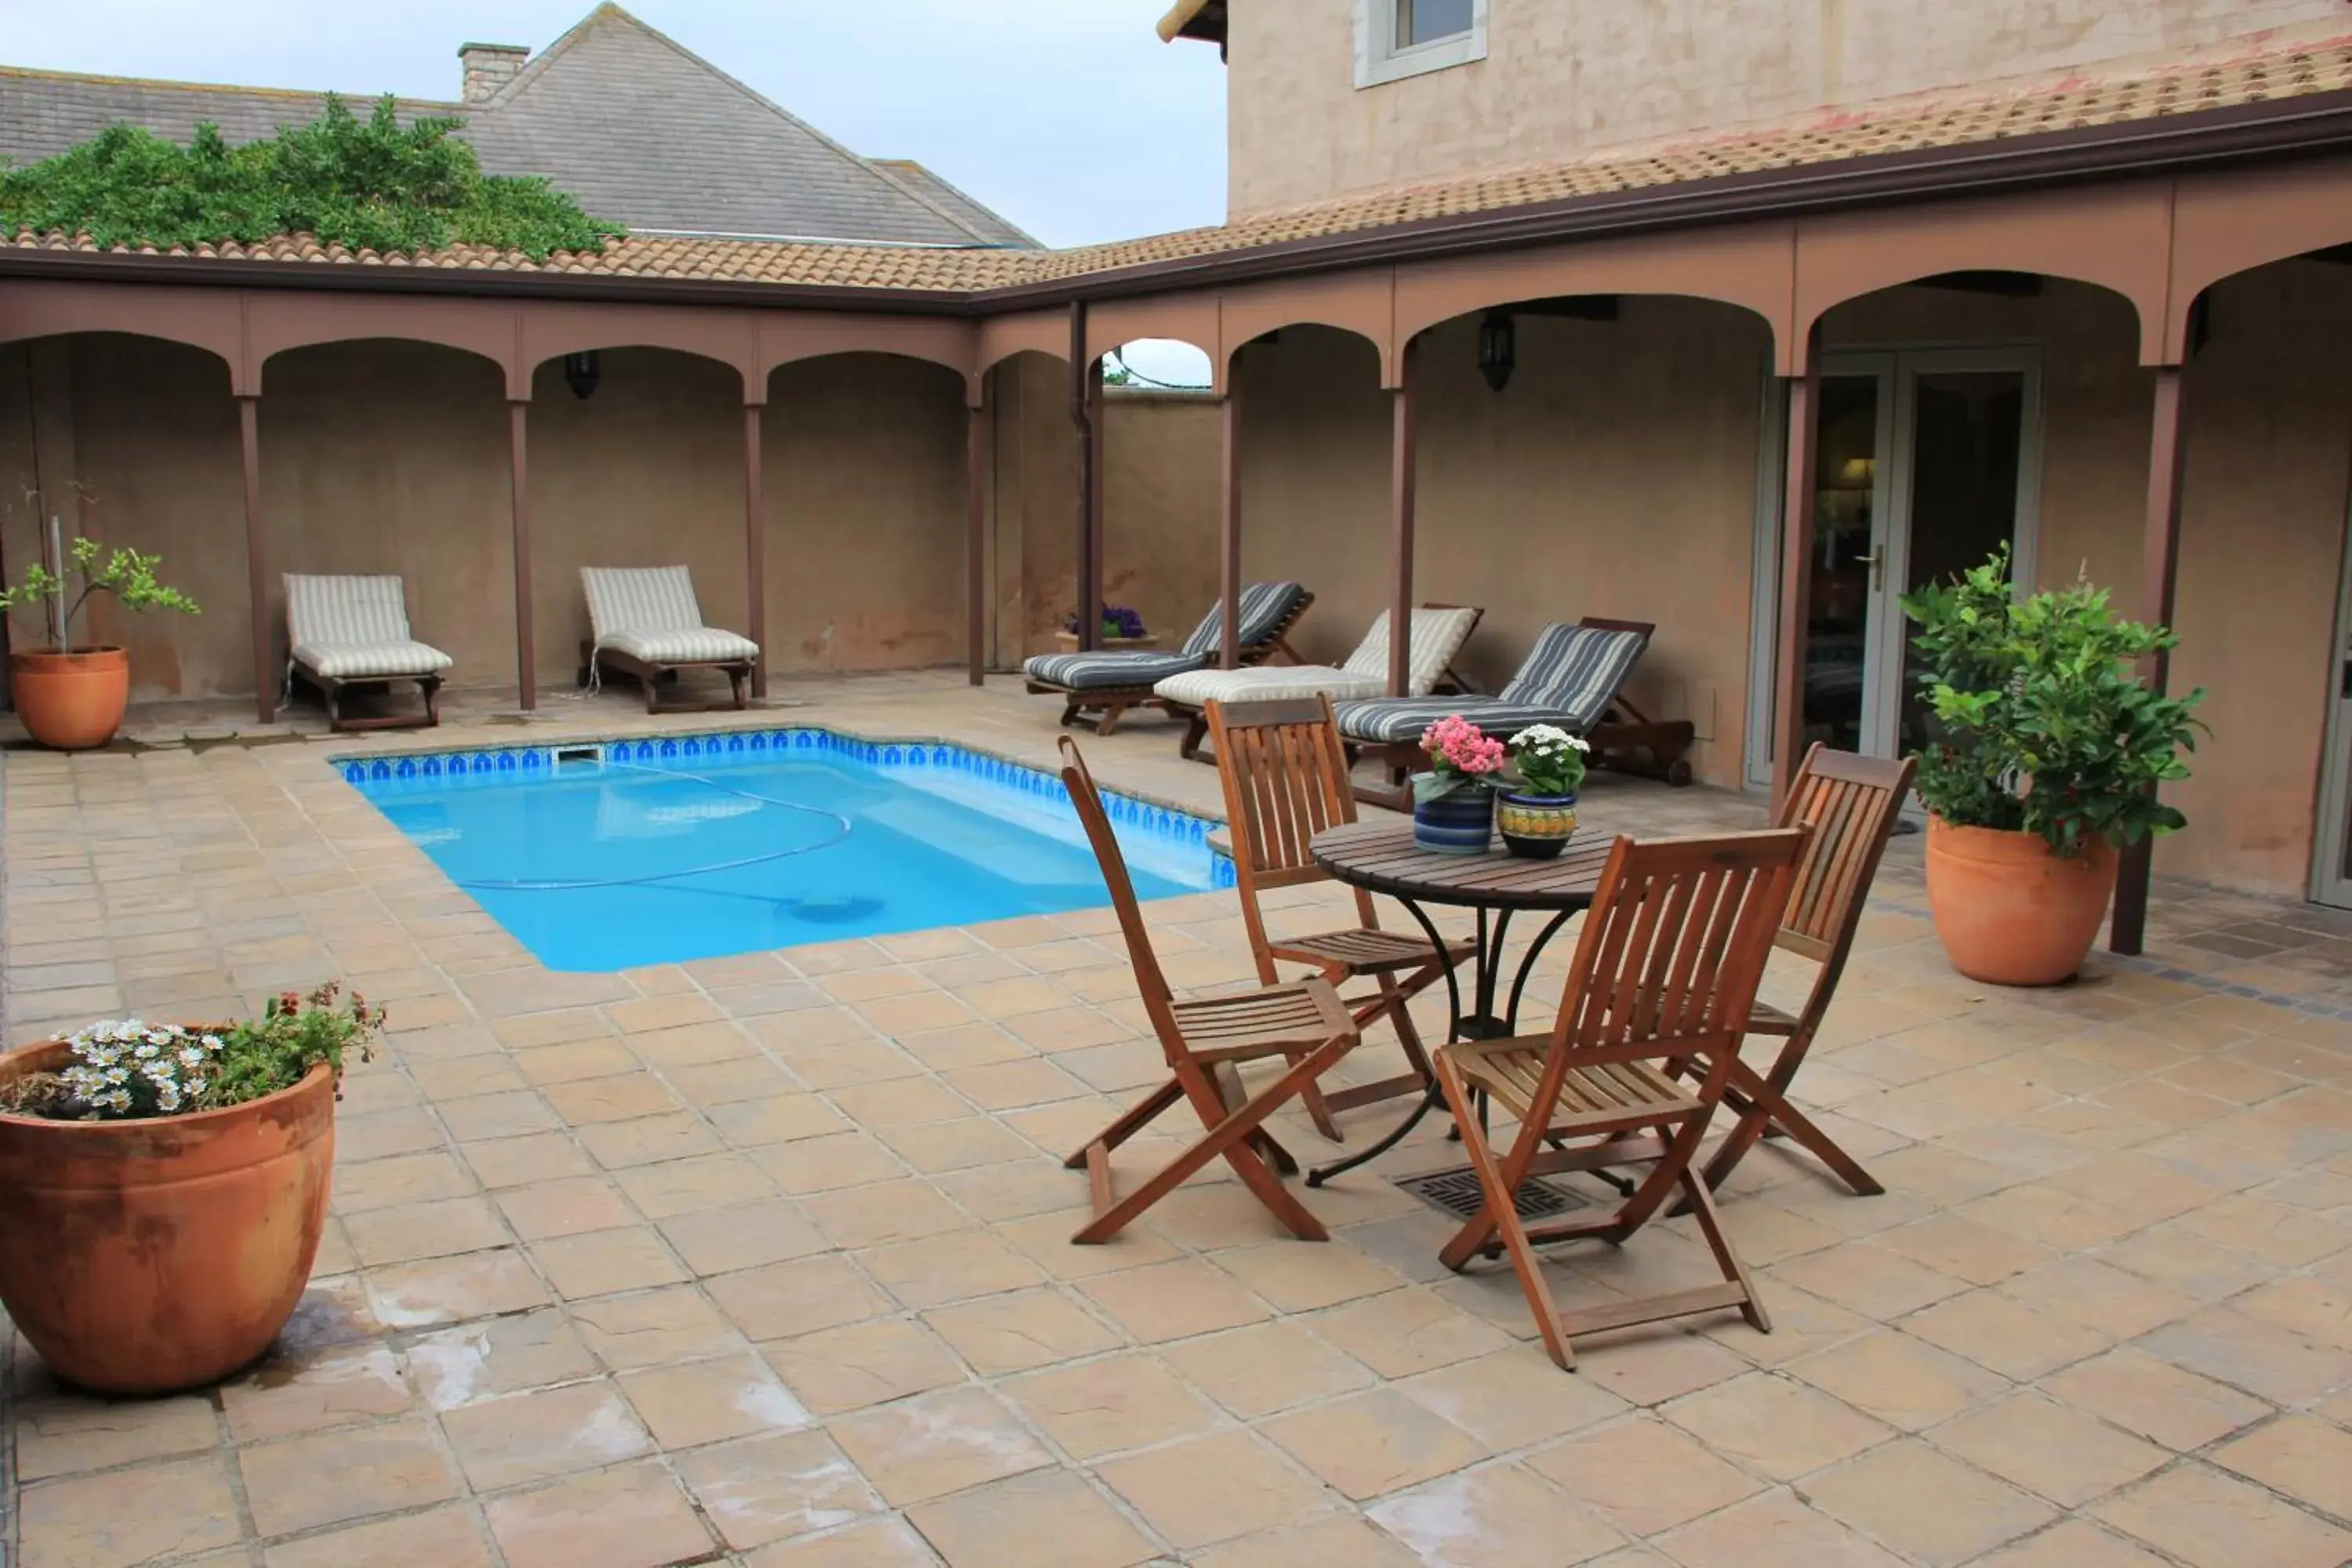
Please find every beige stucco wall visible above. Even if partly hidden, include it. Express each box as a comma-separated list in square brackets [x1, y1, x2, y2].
[763, 352, 968, 674]
[2161, 263, 2352, 894]
[1226, 1, 2347, 214]
[1815, 269, 2352, 896]
[995, 357, 1221, 664]
[0, 334, 249, 699]
[1231, 303, 1774, 788]
[4, 336, 979, 704]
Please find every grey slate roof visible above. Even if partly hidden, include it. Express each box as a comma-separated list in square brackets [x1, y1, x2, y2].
[872, 160, 1038, 249]
[0, 4, 1035, 249]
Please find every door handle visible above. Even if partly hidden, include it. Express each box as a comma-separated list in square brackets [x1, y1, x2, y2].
[1857, 550, 1886, 593]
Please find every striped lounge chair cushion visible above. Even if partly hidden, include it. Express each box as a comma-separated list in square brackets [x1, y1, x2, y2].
[1153, 662, 1385, 707]
[1339, 606, 1480, 692]
[1025, 580, 1305, 690]
[1025, 648, 1214, 690]
[1177, 580, 1309, 658]
[1152, 605, 1475, 707]
[582, 566, 759, 665]
[284, 575, 452, 680]
[1332, 622, 1646, 745]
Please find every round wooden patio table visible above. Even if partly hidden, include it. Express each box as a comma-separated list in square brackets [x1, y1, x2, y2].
[1303, 818, 1616, 1187]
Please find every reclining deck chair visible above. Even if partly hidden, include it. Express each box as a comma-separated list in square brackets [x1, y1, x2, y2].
[1436, 827, 1806, 1369]
[1700, 744, 1915, 1197]
[1023, 581, 1312, 736]
[283, 574, 451, 732]
[1332, 617, 1693, 809]
[1156, 604, 1483, 764]
[579, 566, 760, 713]
[1057, 735, 1359, 1245]
[1205, 696, 1474, 1139]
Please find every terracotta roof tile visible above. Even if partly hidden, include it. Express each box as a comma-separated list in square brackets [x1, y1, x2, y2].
[9, 31, 2352, 293]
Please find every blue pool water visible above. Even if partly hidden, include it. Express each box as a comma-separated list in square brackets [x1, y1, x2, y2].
[343, 731, 1225, 972]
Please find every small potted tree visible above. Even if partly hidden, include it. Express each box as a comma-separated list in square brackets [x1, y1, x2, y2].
[1904, 549, 2203, 985]
[0, 532, 200, 749]
[0, 984, 383, 1394]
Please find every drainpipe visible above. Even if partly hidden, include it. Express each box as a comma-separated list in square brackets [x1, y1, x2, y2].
[1069, 300, 1102, 652]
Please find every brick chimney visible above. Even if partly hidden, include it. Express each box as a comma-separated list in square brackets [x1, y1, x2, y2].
[458, 42, 528, 104]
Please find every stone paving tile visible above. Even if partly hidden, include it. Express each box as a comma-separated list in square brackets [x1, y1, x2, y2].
[13, 675, 2352, 1566]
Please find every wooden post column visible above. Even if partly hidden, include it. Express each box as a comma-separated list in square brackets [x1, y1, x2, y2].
[743, 401, 768, 699]
[237, 394, 274, 724]
[507, 397, 535, 711]
[967, 385, 989, 687]
[1771, 332, 1824, 808]
[1386, 345, 1417, 698]
[1219, 377, 1241, 669]
[2110, 364, 2190, 956]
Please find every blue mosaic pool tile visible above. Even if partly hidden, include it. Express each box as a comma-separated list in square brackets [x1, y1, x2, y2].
[337, 725, 1226, 888]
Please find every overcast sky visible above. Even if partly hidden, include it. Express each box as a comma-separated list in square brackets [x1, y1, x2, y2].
[0, 0, 1230, 251]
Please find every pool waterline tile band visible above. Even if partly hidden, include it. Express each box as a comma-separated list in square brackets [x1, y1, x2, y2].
[331, 724, 1239, 888]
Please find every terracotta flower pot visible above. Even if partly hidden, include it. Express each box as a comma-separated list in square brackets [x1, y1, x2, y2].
[1924, 816, 2118, 986]
[10, 646, 130, 750]
[0, 1045, 335, 1395]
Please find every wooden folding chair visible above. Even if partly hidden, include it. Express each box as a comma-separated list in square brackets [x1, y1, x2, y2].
[1055, 735, 1359, 1245]
[1700, 743, 1916, 1196]
[1435, 828, 1807, 1370]
[1206, 695, 1472, 1142]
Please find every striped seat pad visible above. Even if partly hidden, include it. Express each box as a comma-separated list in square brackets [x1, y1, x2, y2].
[583, 565, 758, 664]
[284, 575, 452, 680]
[1153, 663, 1385, 707]
[1332, 698, 1604, 746]
[599, 628, 760, 664]
[1025, 649, 1213, 690]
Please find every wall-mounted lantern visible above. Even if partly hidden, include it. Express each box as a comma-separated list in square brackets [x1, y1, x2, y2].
[1476, 311, 1515, 392]
[563, 350, 601, 400]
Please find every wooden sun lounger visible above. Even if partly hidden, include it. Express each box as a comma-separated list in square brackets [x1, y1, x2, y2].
[578, 566, 760, 714]
[1339, 616, 1695, 811]
[1022, 584, 1315, 736]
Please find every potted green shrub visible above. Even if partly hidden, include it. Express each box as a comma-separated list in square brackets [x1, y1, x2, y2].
[1902, 548, 2203, 985]
[0, 533, 199, 749]
[0, 984, 383, 1394]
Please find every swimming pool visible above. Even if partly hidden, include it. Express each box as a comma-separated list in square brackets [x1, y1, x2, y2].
[342, 730, 1229, 972]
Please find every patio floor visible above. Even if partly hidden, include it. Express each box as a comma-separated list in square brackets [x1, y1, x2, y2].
[5, 670, 2351, 1568]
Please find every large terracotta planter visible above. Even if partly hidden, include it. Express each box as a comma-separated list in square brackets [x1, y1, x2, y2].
[1925, 816, 2118, 986]
[0, 1045, 335, 1395]
[10, 646, 129, 750]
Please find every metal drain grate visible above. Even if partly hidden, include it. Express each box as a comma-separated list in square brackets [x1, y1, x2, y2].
[1396, 1164, 1575, 1221]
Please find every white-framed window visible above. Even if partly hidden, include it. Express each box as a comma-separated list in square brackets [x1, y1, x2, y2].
[1356, 0, 1487, 88]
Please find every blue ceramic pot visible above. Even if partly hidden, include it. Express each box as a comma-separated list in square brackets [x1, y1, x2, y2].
[1412, 782, 1494, 855]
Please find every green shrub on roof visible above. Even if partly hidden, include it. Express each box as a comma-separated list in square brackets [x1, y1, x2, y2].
[0, 93, 624, 261]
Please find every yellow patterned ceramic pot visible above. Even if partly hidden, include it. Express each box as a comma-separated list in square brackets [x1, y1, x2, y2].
[1496, 790, 1578, 860]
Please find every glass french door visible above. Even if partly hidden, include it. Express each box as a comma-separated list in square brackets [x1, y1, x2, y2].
[2310, 513, 2352, 908]
[1784, 347, 2044, 765]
